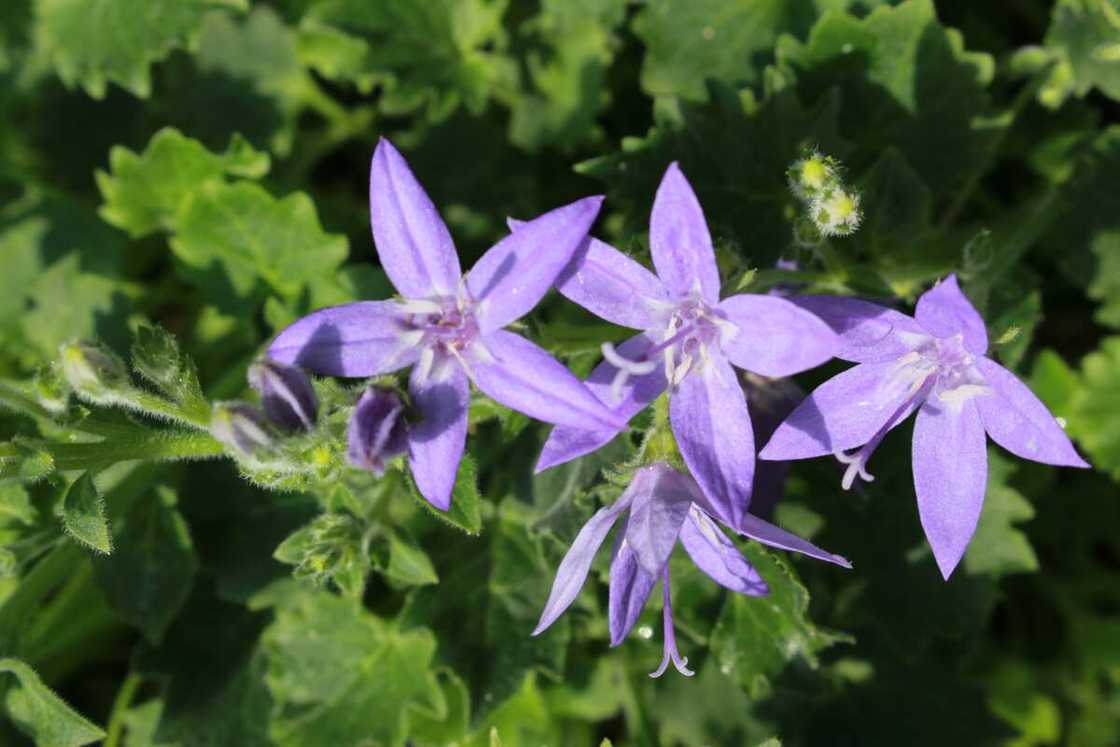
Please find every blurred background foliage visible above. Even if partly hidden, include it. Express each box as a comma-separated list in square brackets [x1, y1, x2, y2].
[0, 0, 1118, 745]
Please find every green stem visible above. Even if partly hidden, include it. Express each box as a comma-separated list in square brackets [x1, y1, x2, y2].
[104, 673, 142, 747]
[42, 430, 225, 472]
[120, 387, 211, 430]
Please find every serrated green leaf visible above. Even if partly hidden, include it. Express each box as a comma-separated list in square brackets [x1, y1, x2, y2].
[170, 180, 348, 313]
[633, 0, 817, 101]
[384, 529, 439, 587]
[62, 472, 112, 554]
[507, 0, 627, 150]
[963, 452, 1039, 577]
[96, 127, 269, 238]
[408, 668, 470, 746]
[0, 658, 105, 746]
[1068, 337, 1120, 478]
[35, 0, 247, 98]
[92, 488, 199, 643]
[261, 587, 442, 747]
[1036, 0, 1120, 107]
[710, 543, 849, 697]
[412, 454, 483, 535]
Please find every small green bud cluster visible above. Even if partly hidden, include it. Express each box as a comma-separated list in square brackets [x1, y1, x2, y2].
[274, 512, 369, 597]
[787, 149, 862, 241]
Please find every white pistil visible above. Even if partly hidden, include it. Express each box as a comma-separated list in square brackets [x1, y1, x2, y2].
[600, 342, 656, 403]
[834, 448, 875, 490]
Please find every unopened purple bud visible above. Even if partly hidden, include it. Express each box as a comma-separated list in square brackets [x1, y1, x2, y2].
[347, 388, 408, 476]
[211, 401, 274, 457]
[248, 358, 319, 431]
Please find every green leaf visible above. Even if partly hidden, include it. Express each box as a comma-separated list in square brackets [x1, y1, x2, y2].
[0, 483, 36, 527]
[0, 658, 105, 746]
[300, 0, 515, 120]
[632, 0, 817, 100]
[261, 587, 442, 747]
[61, 472, 112, 554]
[1068, 337, 1120, 478]
[776, 0, 1002, 198]
[383, 529, 439, 587]
[411, 454, 483, 535]
[130, 322, 207, 415]
[92, 488, 199, 643]
[507, 0, 627, 150]
[963, 452, 1039, 577]
[170, 180, 348, 312]
[96, 127, 269, 238]
[1034, 0, 1120, 107]
[709, 543, 849, 697]
[34, 0, 247, 98]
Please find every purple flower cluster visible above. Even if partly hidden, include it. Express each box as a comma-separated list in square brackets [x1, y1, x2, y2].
[267, 139, 1088, 677]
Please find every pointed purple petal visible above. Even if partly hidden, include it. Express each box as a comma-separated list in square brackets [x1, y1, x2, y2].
[649, 163, 719, 303]
[535, 332, 668, 472]
[624, 466, 692, 576]
[670, 353, 754, 529]
[407, 356, 469, 511]
[466, 196, 603, 333]
[533, 495, 632, 636]
[469, 330, 624, 431]
[718, 294, 838, 377]
[913, 396, 988, 579]
[914, 274, 988, 354]
[790, 296, 931, 363]
[974, 357, 1088, 468]
[369, 139, 461, 298]
[268, 301, 420, 377]
[736, 513, 852, 568]
[555, 237, 671, 330]
[679, 506, 769, 594]
[759, 361, 925, 461]
[609, 525, 658, 645]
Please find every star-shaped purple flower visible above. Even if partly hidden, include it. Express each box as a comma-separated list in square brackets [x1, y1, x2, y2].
[529, 163, 839, 530]
[269, 139, 623, 510]
[532, 462, 850, 677]
[760, 275, 1090, 578]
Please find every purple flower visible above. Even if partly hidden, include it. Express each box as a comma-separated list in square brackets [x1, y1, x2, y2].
[529, 163, 838, 530]
[269, 139, 621, 511]
[347, 387, 409, 476]
[533, 462, 850, 677]
[760, 275, 1090, 579]
[248, 358, 319, 431]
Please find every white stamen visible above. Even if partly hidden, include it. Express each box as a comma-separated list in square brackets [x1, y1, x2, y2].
[600, 342, 656, 404]
[834, 448, 875, 490]
[397, 298, 444, 315]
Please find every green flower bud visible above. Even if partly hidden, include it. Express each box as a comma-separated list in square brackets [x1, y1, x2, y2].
[210, 401, 275, 458]
[59, 341, 129, 405]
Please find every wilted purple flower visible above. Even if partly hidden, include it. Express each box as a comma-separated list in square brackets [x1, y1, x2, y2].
[760, 275, 1090, 578]
[210, 401, 273, 457]
[248, 358, 319, 431]
[533, 462, 850, 677]
[269, 139, 621, 510]
[530, 163, 838, 530]
[347, 387, 408, 476]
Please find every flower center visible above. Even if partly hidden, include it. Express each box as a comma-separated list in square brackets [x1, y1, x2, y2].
[400, 295, 479, 354]
[924, 334, 989, 411]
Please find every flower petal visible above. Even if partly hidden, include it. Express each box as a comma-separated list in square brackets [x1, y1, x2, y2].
[914, 274, 988, 354]
[535, 332, 668, 472]
[718, 294, 838, 376]
[759, 361, 925, 461]
[624, 466, 692, 576]
[670, 353, 754, 529]
[649, 162, 719, 303]
[790, 296, 931, 363]
[736, 513, 852, 568]
[974, 357, 1089, 468]
[369, 138, 461, 298]
[469, 330, 624, 431]
[267, 301, 420, 377]
[466, 196, 603, 333]
[608, 523, 658, 645]
[407, 355, 469, 511]
[679, 506, 769, 594]
[555, 237, 671, 329]
[533, 496, 631, 636]
[913, 396, 988, 579]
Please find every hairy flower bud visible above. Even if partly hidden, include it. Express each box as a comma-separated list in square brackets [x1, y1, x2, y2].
[210, 401, 274, 457]
[59, 341, 129, 404]
[248, 358, 319, 432]
[787, 150, 838, 200]
[812, 188, 862, 237]
[347, 388, 408, 476]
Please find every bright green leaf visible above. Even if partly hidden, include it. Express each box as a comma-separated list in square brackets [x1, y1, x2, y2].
[0, 658, 105, 747]
[412, 454, 483, 535]
[963, 452, 1039, 577]
[62, 472, 112, 554]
